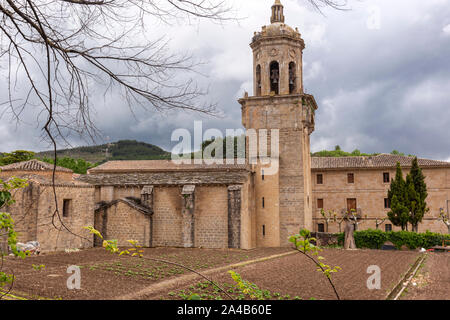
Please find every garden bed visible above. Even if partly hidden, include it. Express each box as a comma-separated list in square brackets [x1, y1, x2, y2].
[1, 247, 290, 300]
[140, 249, 421, 300]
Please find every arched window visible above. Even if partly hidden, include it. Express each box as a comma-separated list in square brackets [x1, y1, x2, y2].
[289, 62, 296, 94]
[269, 61, 279, 95]
[256, 65, 262, 96]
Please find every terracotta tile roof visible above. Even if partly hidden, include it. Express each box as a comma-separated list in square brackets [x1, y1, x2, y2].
[0, 159, 73, 173]
[311, 154, 450, 170]
[88, 160, 249, 174]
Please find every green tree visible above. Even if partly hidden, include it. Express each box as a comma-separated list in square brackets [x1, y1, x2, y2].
[391, 150, 405, 156]
[0, 150, 35, 166]
[406, 158, 429, 232]
[387, 163, 410, 231]
[42, 157, 97, 174]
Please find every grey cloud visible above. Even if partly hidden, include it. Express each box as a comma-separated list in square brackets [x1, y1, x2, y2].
[1, 0, 449, 161]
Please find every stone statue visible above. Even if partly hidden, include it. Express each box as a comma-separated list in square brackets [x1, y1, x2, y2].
[344, 218, 356, 250]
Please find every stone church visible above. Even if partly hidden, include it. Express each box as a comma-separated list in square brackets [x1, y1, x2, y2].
[2, 1, 450, 252]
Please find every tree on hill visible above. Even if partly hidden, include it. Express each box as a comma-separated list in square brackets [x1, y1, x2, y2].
[0, 150, 35, 166]
[201, 136, 244, 159]
[406, 157, 429, 232]
[387, 162, 410, 231]
[42, 157, 97, 174]
[311, 148, 378, 158]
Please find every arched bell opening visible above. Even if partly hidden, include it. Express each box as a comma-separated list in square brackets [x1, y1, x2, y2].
[256, 64, 262, 96]
[289, 62, 296, 94]
[270, 61, 280, 95]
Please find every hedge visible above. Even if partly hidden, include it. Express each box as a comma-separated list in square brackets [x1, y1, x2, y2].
[336, 229, 450, 250]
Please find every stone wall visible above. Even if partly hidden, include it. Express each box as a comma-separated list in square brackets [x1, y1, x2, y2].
[95, 184, 247, 249]
[194, 186, 228, 248]
[96, 201, 151, 247]
[0, 228, 7, 255]
[152, 186, 183, 247]
[36, 184, 95, 251]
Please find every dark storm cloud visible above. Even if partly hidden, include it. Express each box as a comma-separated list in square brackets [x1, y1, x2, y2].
[1, 0, 450, 161]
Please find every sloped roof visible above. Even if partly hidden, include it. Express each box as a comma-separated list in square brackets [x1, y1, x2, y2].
[0, 159, 73, 173]
[95, 197, 152, 216]
[311, 154, 450, 171]
[88, 160, 249, 174]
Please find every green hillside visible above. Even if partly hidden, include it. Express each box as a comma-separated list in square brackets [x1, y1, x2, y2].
[36, 140, 171, 163]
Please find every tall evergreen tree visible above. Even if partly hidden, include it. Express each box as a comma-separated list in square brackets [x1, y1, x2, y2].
[387, 162, 410, 231]
[407, 157, 429, 232]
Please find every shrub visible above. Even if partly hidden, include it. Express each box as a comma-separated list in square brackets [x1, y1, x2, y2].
[336, 229, 450, 250]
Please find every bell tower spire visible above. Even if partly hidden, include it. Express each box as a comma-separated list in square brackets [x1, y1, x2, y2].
[271, 0, 285, 24]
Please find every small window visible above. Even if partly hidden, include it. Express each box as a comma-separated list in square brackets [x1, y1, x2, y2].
[383, 172, 390, 183]
[262, 197, 265, 208]
[262, 169, 265, 181]
[385, 224, 392, 232]
[317, 199, 324, 209]
[262, 225, 266, 237]
[317, 174, 323, 185]
[348, 173, 354, 184]
[63, 199, 72, 218]
[318, 224, 325, 233]
[384, 198, 391, 209]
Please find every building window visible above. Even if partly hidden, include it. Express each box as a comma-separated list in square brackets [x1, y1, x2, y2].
[348, 173, 355, 184]
[318, 224, 325, 233]
[63, 199, 72, 218]
[385, 224, 393, 232]
[347, 198, 357, 213]
[317, 174, 323, 185]
[383, 172, 390, 183]
[262, 225, 266, 237]
[262, 197, 265, 208]
[384, 198, 391, 209]
[317, 199, 324, 209]
[262, 169, 265, 181]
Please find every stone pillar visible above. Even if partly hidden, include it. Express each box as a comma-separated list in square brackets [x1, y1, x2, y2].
[181, 185, 195, 248]
[141, 185, 154, 248]
[228, 185, 242, 249]
[141, 186, 154, 210]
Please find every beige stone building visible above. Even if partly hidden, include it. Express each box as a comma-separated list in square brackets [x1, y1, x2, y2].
[0, 160, 94, 251]
[1, 1, 449, 252]
[311, 155, 450, 234]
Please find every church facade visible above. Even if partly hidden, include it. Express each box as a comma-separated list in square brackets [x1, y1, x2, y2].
[2, 1, 450, 252]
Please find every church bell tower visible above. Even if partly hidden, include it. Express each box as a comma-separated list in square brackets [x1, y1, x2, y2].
[239, 0, 318, 247]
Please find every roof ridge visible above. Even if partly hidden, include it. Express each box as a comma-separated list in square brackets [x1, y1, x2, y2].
[0, 159, 73, 173]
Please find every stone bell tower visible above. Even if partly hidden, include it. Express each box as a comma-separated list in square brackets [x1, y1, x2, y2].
[239, 0, 318, 247]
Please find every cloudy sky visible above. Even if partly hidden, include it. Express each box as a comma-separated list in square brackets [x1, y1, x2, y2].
[1, 0, 450, 161]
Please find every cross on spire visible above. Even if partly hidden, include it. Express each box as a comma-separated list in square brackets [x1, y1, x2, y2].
[271, 0, 285, 24]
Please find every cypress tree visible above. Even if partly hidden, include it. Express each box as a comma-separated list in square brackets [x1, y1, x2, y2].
[387, 162, 409, 231]
[407, 157, 429, 232]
